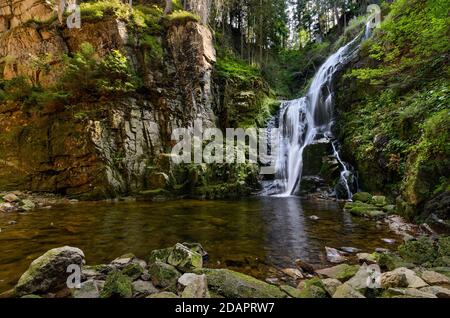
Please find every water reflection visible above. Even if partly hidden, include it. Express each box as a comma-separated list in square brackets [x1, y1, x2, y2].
[0, 198, 400, 292]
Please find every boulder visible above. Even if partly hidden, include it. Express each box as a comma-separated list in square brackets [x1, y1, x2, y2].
[371, 195, 387, 206]
[100, 271, 133, 298]
[389, 267, 428, 288]
[279, 285, 302, 298]
[167, 243, 203, 272]
[281, 268, 303, 279]
[346, 264, 373, 292]
[332, 283, 365, 298]
[72, 279, 102, 298]
[295, 258, 315, 273]
[352, 192, 372, 203]
[121, 262, 144, 281]
[316, 264, 359, 282]
[325, 247, 348, 263]
[149, 261, 181, 292]
[3, 193, 20, 203]
[357, 253, 378, 264]
[148, 247, 173, 264]
[380, 272, 408, 289]
[15, 246, 85, 296]
[178, 273, 210, 298]
[195, 268, 286, 298]
[419, 286, 450, 298]
[132, 280, 159, 298]
[344, 201, 386, 219]
[420, 270, 450, 286]
[321, 278, 342, 296]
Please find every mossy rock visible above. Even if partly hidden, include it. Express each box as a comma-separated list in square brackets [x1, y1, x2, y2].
[121, 263, 144, 281]
[147, 247, 173, 264]
[298, 278, 328, 298]
[344, 201, 386, 219]
[398, 237, 438, 265]
[316, 264, 360, 282]
[195, 268, 286, 298]
[371, 195, 387, 206]
[100, 271, 133, 298]
[167, 243, 203, 272]
[378, 252, 414, 271]
[352, 192, 372, 203]
[148, 261, 181, 292]
[279, 285, 302, 298]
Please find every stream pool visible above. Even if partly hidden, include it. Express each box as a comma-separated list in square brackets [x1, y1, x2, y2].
[0, 197, 402, 293]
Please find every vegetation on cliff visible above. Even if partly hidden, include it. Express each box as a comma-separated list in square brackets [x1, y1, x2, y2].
[335, 0, 449, 221]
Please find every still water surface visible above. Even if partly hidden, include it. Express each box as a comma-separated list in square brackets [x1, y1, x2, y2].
[0, 197, 401, 292]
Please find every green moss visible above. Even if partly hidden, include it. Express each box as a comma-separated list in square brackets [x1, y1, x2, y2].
[352, 192, 372, 203]
[148, 261, 181, 292]
[121, 263, 143, 280]
[438, 236, 450, 257]
[147, 247, 173, 264]
[299, 278, 328, 298]
[79, 0, 131, 22]
[163, 10, 200, 27]
[378, 252, 414, 271]
[100, 271, 133, 298]
[398, 237, 438, 265]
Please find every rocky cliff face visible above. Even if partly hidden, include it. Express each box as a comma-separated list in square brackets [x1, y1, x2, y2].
[0, 2, 218, 198]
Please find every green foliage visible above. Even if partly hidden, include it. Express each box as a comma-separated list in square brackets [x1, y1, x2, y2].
[0, 76, 33, 102]
[215, 56, 261, 83]
[398, 237, 438, 265]
[163, 10, 200, 27]
[79, 0, 131, 22]
[62, 42, 139, 99]
[100, 271, 133, 298]
[141, 35, 163, 60]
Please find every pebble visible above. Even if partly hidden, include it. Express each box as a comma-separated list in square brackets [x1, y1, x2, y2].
[8, 220, 17, 225]
[375, 247, 389, 253]
[340, 247, 361, 254]
[309, 215, 320, 220]
[381, 238, 396, 244]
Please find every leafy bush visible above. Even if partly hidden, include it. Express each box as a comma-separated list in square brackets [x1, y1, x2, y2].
[398, 237, 438, 265]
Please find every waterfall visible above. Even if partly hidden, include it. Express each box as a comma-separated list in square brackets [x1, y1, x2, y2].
[270, 25, 371, 198]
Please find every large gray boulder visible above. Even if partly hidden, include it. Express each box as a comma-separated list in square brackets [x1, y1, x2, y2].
[15, 246, 85, 296]
[178, 273, 210, 298]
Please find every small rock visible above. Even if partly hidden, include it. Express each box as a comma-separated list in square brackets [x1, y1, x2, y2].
[316, 264, 359, 282]
[72, 279, 101, 298]
[280, 285, 302, 298]
[295, 259, 315, 273]
[8, 220, 17, 225]
[265, 277, 278, 284]
[309, 215, 320, 220]
[333, 283, 365, 298]
[3, 193, 19, 203]
[419, 286, 450, 298]
[20, 199, 36, 211]
[375, 248, 389, 253]
[357, 253, 378, 264]
[0, 202, 16, 212]
[167, 243, 203, 272]
[321, 278, 342, 296]
[325, 247, 348, 263]
[178, 273, 210, 298]
[121, 262, 144, 281]
[281, 268, 303, 279]
[420, 270, 450, 286]
[132, 280, 158, 298]
[381, 238, 396, 244]
[149, 261, 181, 292]
[339, 247, 361, 254]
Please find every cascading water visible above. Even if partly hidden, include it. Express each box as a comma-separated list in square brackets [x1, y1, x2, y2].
[268, 25, 371, 199]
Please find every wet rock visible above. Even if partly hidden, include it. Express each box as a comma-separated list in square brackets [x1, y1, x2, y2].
[381, 238, 396, 244]
[178, 273, 210, 298]
[384, 287, 436, 298]
[181, 242, 208, 261]
[321, 278, 342, 296]
[325, 247, 348, 263]
[149, 261, 181, 292]
[384, 215, 421, 239]
[375, 248, 390, 253]
[147, 292, 179, 298]
[195, 268, 286, 298]
[357, 253, 378, 264]
[339, 247, 361, 254]
[309, 215, 320, 221]
[316, 264, 359, 282]
[167, 243, 203, 272]
[15, 246, 85, 296]
[420, 270, 450, 286]
[380, 272, 408, 289]
[344, 201, 386, 219]
[132, 280, 158, 298]
[295, 259, 315, 274]
[72, 279, 102, 298]
[281, 268, 303, 279]
[100, 271, 133, 298]
[352, 192, 372, 203]
[332, 283, 365, 298]
[346, 264, 372, 292]
[0, 202, 16, 212]
[419, 286, 450, 298]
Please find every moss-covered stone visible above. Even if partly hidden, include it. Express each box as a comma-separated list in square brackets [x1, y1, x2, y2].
[148, 261, 181, 292]
[279, 285, 302, 298]
[378, 252, 414, 271]
[167, 243, 203, 272]
[195, 268, 286, 298]
[344, 201, 386, 218]
[398, 237, 438, 265]
[147, 247, 173, 264]
[316, 264, 360, 282]
[371, 195, 387, 206]
[121, 263, 144, 281]
[352, 192, 372, 203]
[298, 278, 328, 298]
[100, 271, 133, 298]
